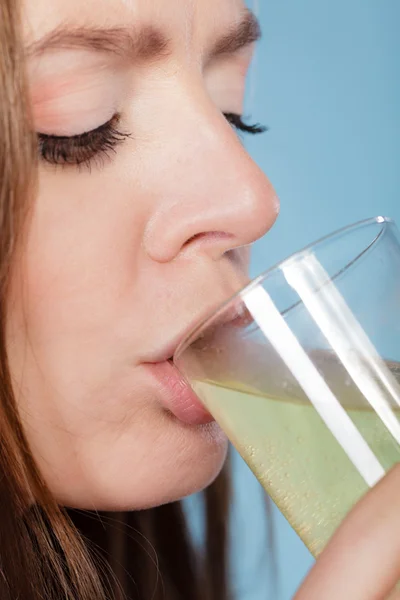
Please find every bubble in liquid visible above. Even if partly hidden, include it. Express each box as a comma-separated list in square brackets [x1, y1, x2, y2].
[330, 511, 339, 522]
[246, 446, 256, 458]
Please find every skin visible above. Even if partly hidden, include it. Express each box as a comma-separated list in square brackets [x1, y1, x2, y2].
[8, 0, 400, 596]
[9, 0, 278, 511]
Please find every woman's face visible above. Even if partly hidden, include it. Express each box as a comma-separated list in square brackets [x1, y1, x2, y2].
[10, 0, 278, 510]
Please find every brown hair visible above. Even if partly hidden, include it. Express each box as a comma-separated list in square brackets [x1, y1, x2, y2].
[0, 1, 232, 599]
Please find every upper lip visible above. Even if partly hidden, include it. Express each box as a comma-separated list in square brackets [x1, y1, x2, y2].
[145, 298, 253, 364]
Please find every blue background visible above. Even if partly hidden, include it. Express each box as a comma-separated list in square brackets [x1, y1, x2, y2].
[232, 1, 399, 598]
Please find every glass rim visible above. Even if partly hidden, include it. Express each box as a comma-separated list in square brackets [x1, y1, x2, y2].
[174, 215, 393, 361]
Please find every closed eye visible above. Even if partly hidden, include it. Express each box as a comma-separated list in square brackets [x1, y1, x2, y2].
[37, 114, 131, 169]
[223, 112, 267, 135]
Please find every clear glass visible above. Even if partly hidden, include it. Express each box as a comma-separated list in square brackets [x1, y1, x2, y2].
[174, 216, 400, 557]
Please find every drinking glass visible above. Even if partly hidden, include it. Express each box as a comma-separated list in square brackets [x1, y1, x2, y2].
[173, 216, 400, 557]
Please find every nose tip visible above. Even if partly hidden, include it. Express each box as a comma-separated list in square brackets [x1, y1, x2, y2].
[143, 117, 279, 264]
[234, 165, 280, 246]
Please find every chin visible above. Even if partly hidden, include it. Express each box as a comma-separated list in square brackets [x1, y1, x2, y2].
[53, 421, 229, 512]
[151, 421, 230, 506]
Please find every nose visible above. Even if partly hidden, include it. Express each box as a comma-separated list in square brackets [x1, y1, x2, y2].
[143, 95, 279, 263]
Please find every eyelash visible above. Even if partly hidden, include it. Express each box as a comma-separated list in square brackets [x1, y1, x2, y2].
[37, 113, 266, 169]
[223, 113, 267, 136]
[38, 114, 130, 170]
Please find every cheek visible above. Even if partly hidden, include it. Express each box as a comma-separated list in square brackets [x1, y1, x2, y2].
[5, 169, 150, 417]
[20, 172, 145, 337]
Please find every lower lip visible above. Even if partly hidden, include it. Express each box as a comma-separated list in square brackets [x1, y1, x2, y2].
[145, 360, 214, 426]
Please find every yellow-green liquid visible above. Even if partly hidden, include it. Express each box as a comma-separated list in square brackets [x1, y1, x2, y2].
[193, 363, 400, 557]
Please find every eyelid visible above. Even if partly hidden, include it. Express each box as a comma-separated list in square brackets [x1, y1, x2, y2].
[38, 114, 118, 141]
[37, 113, 131, 168]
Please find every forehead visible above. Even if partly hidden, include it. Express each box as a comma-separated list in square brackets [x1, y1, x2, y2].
[22, 0, 248, 49]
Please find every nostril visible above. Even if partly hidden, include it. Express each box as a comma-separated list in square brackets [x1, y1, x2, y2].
[183, 231, 234, 249]
[184, 232, 206, 246]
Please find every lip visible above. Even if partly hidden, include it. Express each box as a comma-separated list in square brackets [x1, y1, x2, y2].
[143, 299, 253, 426]
[145, 298, 253, 365]
[145, 359, 214, 425]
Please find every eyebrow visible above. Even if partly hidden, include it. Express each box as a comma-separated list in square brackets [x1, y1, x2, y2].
[210, 10, 261, 58]
[27, 9, 261, 62]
